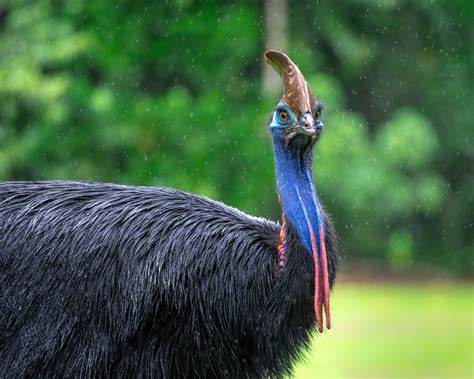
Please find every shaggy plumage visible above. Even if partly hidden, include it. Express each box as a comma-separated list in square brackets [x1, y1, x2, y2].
[0, 181, 337, 378]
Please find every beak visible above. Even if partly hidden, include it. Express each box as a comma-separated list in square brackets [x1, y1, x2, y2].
[298, 113, 316, 135]
[285, 113, 317, 142]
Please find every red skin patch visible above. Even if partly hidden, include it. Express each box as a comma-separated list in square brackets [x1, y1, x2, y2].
[277, 213, 286, 272]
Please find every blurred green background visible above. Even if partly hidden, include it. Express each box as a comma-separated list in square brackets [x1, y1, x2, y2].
[0, 1, 472, 377]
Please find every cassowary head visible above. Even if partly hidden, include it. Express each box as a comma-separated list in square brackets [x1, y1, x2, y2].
[265, 51, 330, 332]
[265, 50, 324, 148]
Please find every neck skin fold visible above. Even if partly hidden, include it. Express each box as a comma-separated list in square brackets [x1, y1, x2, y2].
[272, 133, 331, 332]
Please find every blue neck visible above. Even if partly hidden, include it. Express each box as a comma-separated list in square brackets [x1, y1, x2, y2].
[272, 133, 324, 258]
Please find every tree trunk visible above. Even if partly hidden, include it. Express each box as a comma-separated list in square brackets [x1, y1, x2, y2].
[262, 0, 288, 95]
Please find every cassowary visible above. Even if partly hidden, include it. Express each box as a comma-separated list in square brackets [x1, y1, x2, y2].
[0, 51, 338, 378]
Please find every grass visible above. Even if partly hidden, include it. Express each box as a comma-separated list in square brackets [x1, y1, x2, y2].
[293, 283, 473, 378]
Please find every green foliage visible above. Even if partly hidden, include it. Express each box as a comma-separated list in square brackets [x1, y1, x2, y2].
[0, 0, 472, 273]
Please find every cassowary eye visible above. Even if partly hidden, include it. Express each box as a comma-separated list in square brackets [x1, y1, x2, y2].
[314, 110, 321, 122]
[278, 110, 289, 123]
[314, 103, 324, 123]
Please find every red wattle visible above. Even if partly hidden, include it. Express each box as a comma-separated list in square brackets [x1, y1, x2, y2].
[310, 228, 323, 333]
[319, 226, 331, 330]
[310, 226, 331, 333]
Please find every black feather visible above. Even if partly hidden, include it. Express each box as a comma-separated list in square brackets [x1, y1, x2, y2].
[0, 180, 338, 378]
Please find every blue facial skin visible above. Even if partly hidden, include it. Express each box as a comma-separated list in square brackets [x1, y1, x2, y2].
[270, 102, 325, 262]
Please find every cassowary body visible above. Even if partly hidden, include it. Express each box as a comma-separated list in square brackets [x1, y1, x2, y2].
[1, 182, 336, 377]
[0, 51, 338, 378]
